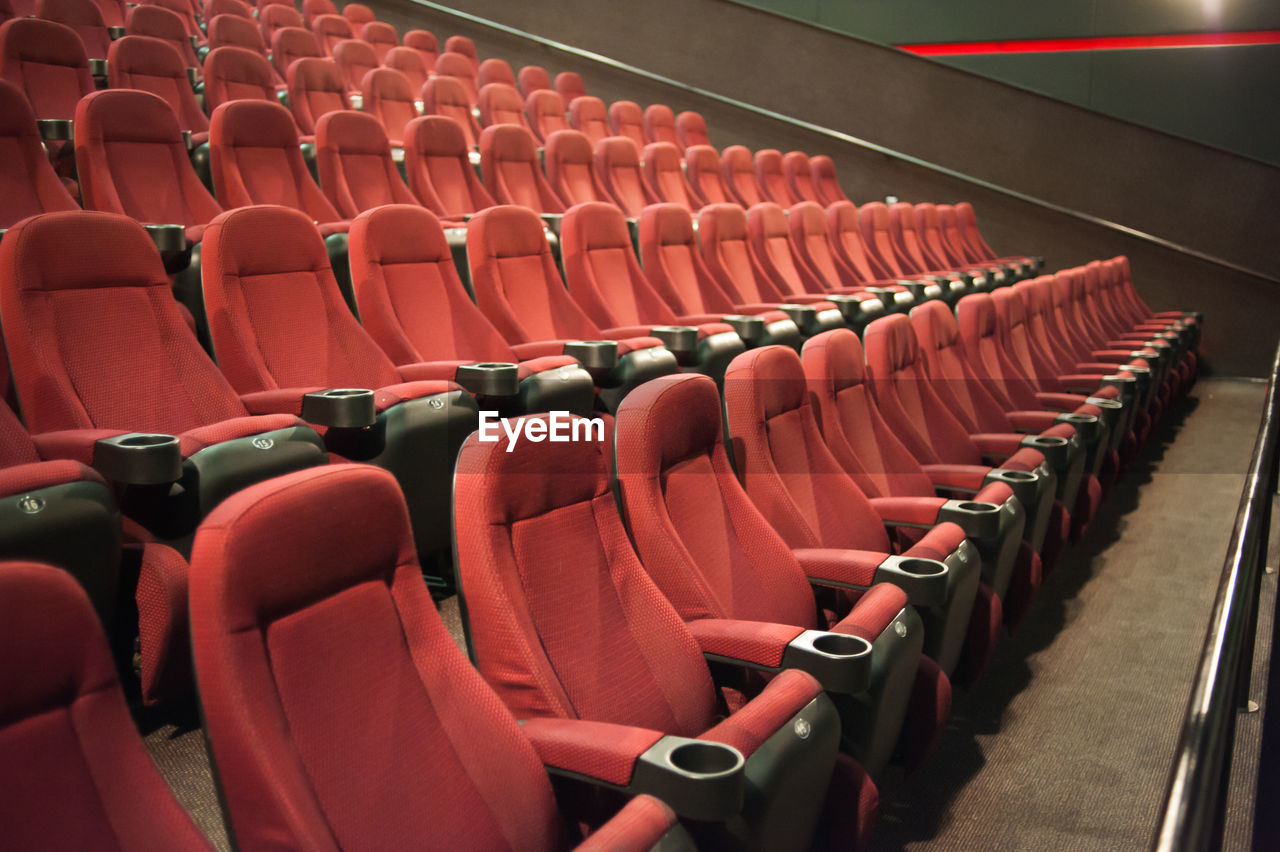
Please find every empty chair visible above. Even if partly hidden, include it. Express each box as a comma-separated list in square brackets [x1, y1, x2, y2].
[915, 202, 1003, 285]
[594, 135, 656, 217]
[554, 69, 585, 104]
[642, 103, 680, 148]
[332, 36, 376, 94]
[75, 89, 222, 241]
[476, 55, 514, 89]
[0, 563, 214, 848]
[35, 0, 110, 59]
[567, 93, 610, 144]
[643, 141, 699, 211]
[203, 0, 251, 20]
[753, 148, 797, 206]
[828, 201, 897, 287]
[787, 200, 907, 317]
[299, 0, 334, 27]
[108, 38, 208, 140]
[285, 56, 350, 137]
[204, 45, 279, 113]
[810, 154, 850, 205]
[124, 4, 200, 69]
[210, 99, 348, 232]
[258, 2, 302, 46]
[432, 49, 478, 102]
[190, 465, 687, 852]
[561, 201, 746, 379]
[855, 202, 950, 302]
[468, 205, 679, 410]
[0, 80, 78, 229]
[208, 12, 281, 85]
[454, 415, 870, 851]
[517, 62, 550, 96]
[421, 73, 480, 147]
[524, 87, 567, 143]
[270, 25, 321, 80]
[544, 129, 609, 207]
[90, 0, 124, 28]
[608, 98, 646, 148]
[402, 114, 494, 217]
[401, 27, 437, 70]
[683, 144, 732, 207]
[675, 110, 709, 150]
[955, 201, 1038, 276]
[479, 124, 564, 214]
[720, 144, 766, 207]
[886, 201, 973, 299]
[339, 0, 372, 24]
[316, 109, 417, 216]
[361, 66, 415, 144]
[443, 33, 475, 68]
[382, 44, 428, 92]
[136, 0, 201, 46]
[0, 18, 93, 120]
[360, 20, 397, 62]
[477, 81, 530, 131]
[310, 12, 351, 55]
[783, 151, 824, 205]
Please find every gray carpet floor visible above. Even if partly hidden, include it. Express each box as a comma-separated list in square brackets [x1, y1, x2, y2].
[873, 377, 1268, 851]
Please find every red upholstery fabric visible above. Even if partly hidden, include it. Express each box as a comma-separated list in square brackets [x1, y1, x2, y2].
[299, 0, 334, 27]
[476, 56, 515, 89]
[810, 155, 849, 205]
[683, 144, 731, 207]
[782, 152, 823, 205]
[381, 46, 427, 94]
[315, 109, 416, 217]
[554, 70, 586, 104]
[401, 27, 437, 70]
[478, 81, 531, 131]
[259, 3, 302, 47]
[520, 717, 664, 787]
[749, 201, 864, 301]
[106, 37, 208, 136]
[0, 562, 211, 849]
[544, 125, 611, 209]
[340, 1, 372, 24]
[0, 18, 94, 120]
[124, 5, 201, 69]
[269, 25, 321, 82]
[35, 0, 110, 59]
[420, 74, 481, 148]
[525, 88, 569, 144]
[401, 114, 493, 217]
[789, 201, 893, 295]
[643, 141, 698, 211]
[331, 36, 376, 94]
[310, 12, 352, 56]
[480, 124, 565, 214]
[205, 45, 280, 113]
[360, 66, 416, 145]
[698, 203, 792, 306]
[753, 149, 796, 207]
[284, 56, 350, 135]
[607, 99, 647, 149]
[90, 0, 124, 28]
[75, 89, 222, 229]
[697, 668, 821, 757]
[433, 50, 477, 102]
[443, 34, 476, 68]
[856, 201, 913, 280]
[360, 20, 397, 62]
[0, 79, 78, 229]
[686, 618, 805, 668]
[595, 136, 656, 217]
[208, 13, 279, 85]
[518, 63, 551, 96]
[642, 104, 680, 149]
[189, 464, 570, 851]
[210, 99, 345, 226]
[828, 201, 895, 284]
[567, 94, 610, 145]
[137, 0, 201, 44]
[720, 145, 766, 208]
[675, 110, 709, 150]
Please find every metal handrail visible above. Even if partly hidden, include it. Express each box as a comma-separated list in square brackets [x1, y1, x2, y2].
[1153, 341, 1280, 850]
[406, 0, 1279, 286]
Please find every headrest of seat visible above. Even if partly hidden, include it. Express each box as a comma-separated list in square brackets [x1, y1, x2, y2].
[205, 205, 328, 276]
[406, 114, 465, 154]
[76, 89, 182, 145]
[787, 201, 826, 235]
[316, 108, 388, 155]
[563, 201, 630, 252]
[0, 210, 168, 293]
[720, 145, 752, 173]
[683, 145, 719, 173]
[480, 123, 536, 160]
[383, 46, 425, 73]
[753, 148, 783, 172]
[352, 204, 448, 266]
[272, 26, 319, 57]
[192, 464, 416, 629]
[615, 373, 721, 474]
[469, 204, 548, 258]
[432, 51, 473, 78]
[422, 74, 470, 108]
[782, 151, 810, 176]
[608, 99, 642, 124]
[125, 4, 185, 36]
[0, 562, 116, 726]
[361, 21, 396, 42]
[827, 199, 859, 231]
[642, 141, 681, 171]
[108, 35, 184, 75]
[444, 34, 475, 56]
[746, 201, 787, 239]
[888, 201, 918, 231]
[402, 28, 437, 50]
[311, 13, 351, 34]
[640, 202, 694, 247]
[863, 314, 919, 373]
[525, 88, 565, 118]
[956, 293, 996, 343]
[545, 128, 592, 162]
[991, 287, 1026, 326]
[910, 299, 960, 352]
[568, 95, 605, 122]
[1, 18, 88, 65]
[209, 12, 262, 47]
[288, 56, 343, 90]
[802, 328, 865, 395]
[478, 81, 522, 110]
[212, 98, 298, 147]
[477, 57, 514, 84]
[1050, 273, 1073, 304]
[455, 414, 611, 525]
[859, 201, 890, 229]
[914, 202, 939, 228]
[206, 45, 276, 84]
[698, 202, 747, 244]
[595, 135, 640, 167]
[36, 0, 103, 26]
[332, 37, 374, 64]
[724, 344, 807, 421]
[363, 66, 411, 99]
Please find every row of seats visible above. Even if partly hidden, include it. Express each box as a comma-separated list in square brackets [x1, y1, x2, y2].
[0, 1, 1201, 848]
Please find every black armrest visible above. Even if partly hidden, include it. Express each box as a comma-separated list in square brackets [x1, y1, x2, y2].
[300, 388, 377, 428]
[873, 554, 950, 607]
[455, 362, 520, 398]
[93, 433, 183, 485]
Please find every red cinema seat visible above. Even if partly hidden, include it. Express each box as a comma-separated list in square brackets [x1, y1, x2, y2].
[432, 49, 478, 104]
[753, 148, 797, 206]
[477, 81, 530, 132]
[315, 109, 417, 216]
[270, 25, 321, 81]
[204, 45, 279, 113]
[0, 18, 93, 121]
[331, 36, 376, 94]
[360, 20, 397, 62]
[554, 69, 585, 104]
[208, 12, 282, 86]
[258, 2, 302, 47]
[720, 144, 766, 207]
[401, 27, 437, 70]
[382, 45, 428, 93]
[479, 124, 564, 214]
[35, 0, 110, 60]
[782, 152, 823, 205]
[204, 0, 252, 21]
[517, 62, 550, 96]
[0, 79, 78, 230]
[91, 0, 124, 28]
[955, 201, 1039, 277]
[107, 37, 208, 142]
[310, 12, 351, 56]
[567, 94, 610, 145]
[340, 0, 372, 25]
[675, 110, 709, 150]
[683, 144, 732, 207]
[643, 103, 680, 148]
[886, 201, 976, 299]
[190, 465, 689, 851]
[421, 74, 480, 148]
[443, 33, 476, 69]
[525, 87, 568, 144]
[401, 114, 494, 218]
[810, 155, 850, 205]
[544, 128, 610, 207]
[608, 98, 647, 149]
[360, 66, 416, 144]
[124, 4, 201, 69]
[786, 201, 907, 318]
[594, 135, 656, 217]
[643, 141, 699, 211]
[854, 201, 952, 304]
[136, 0, 201, 46]
[300, 0, 334, 28]
[284, 56, 350, 137]
[476, 56, 514, 89]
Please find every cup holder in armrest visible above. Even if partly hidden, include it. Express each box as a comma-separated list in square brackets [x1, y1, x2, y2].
[722, 314, 765, 344]
[874, 554, 948, 607]
[984, 468, 1042, 513]
[93, 433, 183, 486]
[181, 130, 194, 150]
[629, 736, 745, 821]
[539, 213, 563, 236]
[649, 325, 697, 360]
[937, 498, 1003, 539]
[824, 293, 883, 325]
[866, 287, 913, 312]
[187, 67, 199, 87]
[563, 340, 619, 378]
[143, 224, 188, 254]
[38, 119, 73, 142]
[775, 303, 817, 332]
[301, 388, 377, 428]
[781, 629, 873, 694]
[89, 59, 108, 78]
[455, 362, 520, 398]
[1055, 411, 1100, 441]
[349, 93, 364, 110]
[109, 26, 125, 39]
[1085, 397, 1123, 411]
[1021, 434, 1070, 467]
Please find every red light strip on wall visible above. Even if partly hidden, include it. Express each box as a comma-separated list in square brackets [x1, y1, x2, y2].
[898, 30, 1280, 56]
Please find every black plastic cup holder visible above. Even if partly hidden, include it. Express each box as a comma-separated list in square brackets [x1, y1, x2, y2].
[456, 362, 520, 398]
[668, 741, 741, 775]
[563, 340, 619, 377]
[776, 303, 817, 332]
[722, 314, 765, 344]
[89, 59, 108, 78]
[143, 224, 188, 254]
[810, 632, 872, 657]
[539, 213, 563, 236]
[824, 294, 882, 324]
[629, 735, 745, 821]
[780, 629, 874, 693]
[940, 498, 1003, 538]
[181, 130, 194, 150]
[874, 554, 948, 606]
[301, 388, 377, 428]
[1025, 435, 1068, 448]
[650, 325, 697, 359]
[898, 558, 944, 575]
[38, 119, 73, 142]
[992, 469, 1035, 481]
[93, 433, 183, 486]
[109, 26, 126, 39]
[956, 501, 998, 512]
[186, 66, 199, 87]
[1086, 397, 1124, 410]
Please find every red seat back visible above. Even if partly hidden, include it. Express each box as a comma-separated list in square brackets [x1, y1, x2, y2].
[107, 36, 208, 133]
[205, 45, 279, 113]
[782, 152, 822, 205]
[607, 99, 647, 149]
[553, 70, 585, 104]
[310, 12, 351, 56]
[0, 79, 78, 229]
[382, 45, 427, 93]
[258, 2, 302, 46]
[285, 56, 350, 135]
[594, 135, 654, 217]
[642, 103, 680, 148]
[697, 202, 784, 304]
[340, 1, 372, 24]
[270, 25, 321, 80]
[683, 144, 731, 207]
[402, 114, 493, 217]
[331, 36, 376, 92]
[360, 20, 397, 62]
[524, 88, 567, 143]
[517, 63, 550, 96]
[642, 141, 696, 211]
[300, 0, 334, 27]
[401, 28, 437, 70]
[720, 144, 765, 207]
[543, 128, 608, 207]
[360, 66, 416, 144]
[477, 81, 529, 131]
[479, 124, 564, 214]
[675, 110, 709, 150]
[432, 51, 477, 102]
[827, 201, 892, 284]
[753, 148, 796, 207]
[746, 201, 820, 298]
[35, 0, 110, 59]
[639, 202, 737, 316]
[124, 4, 200, 67]
[567, 94, 609, 145]
[421, 74, 480, 147]
[0, 18, 93, 120]
[809, 155, 849, 205]
[475, 56, 514, 89]
[316, 109, 417, 217]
